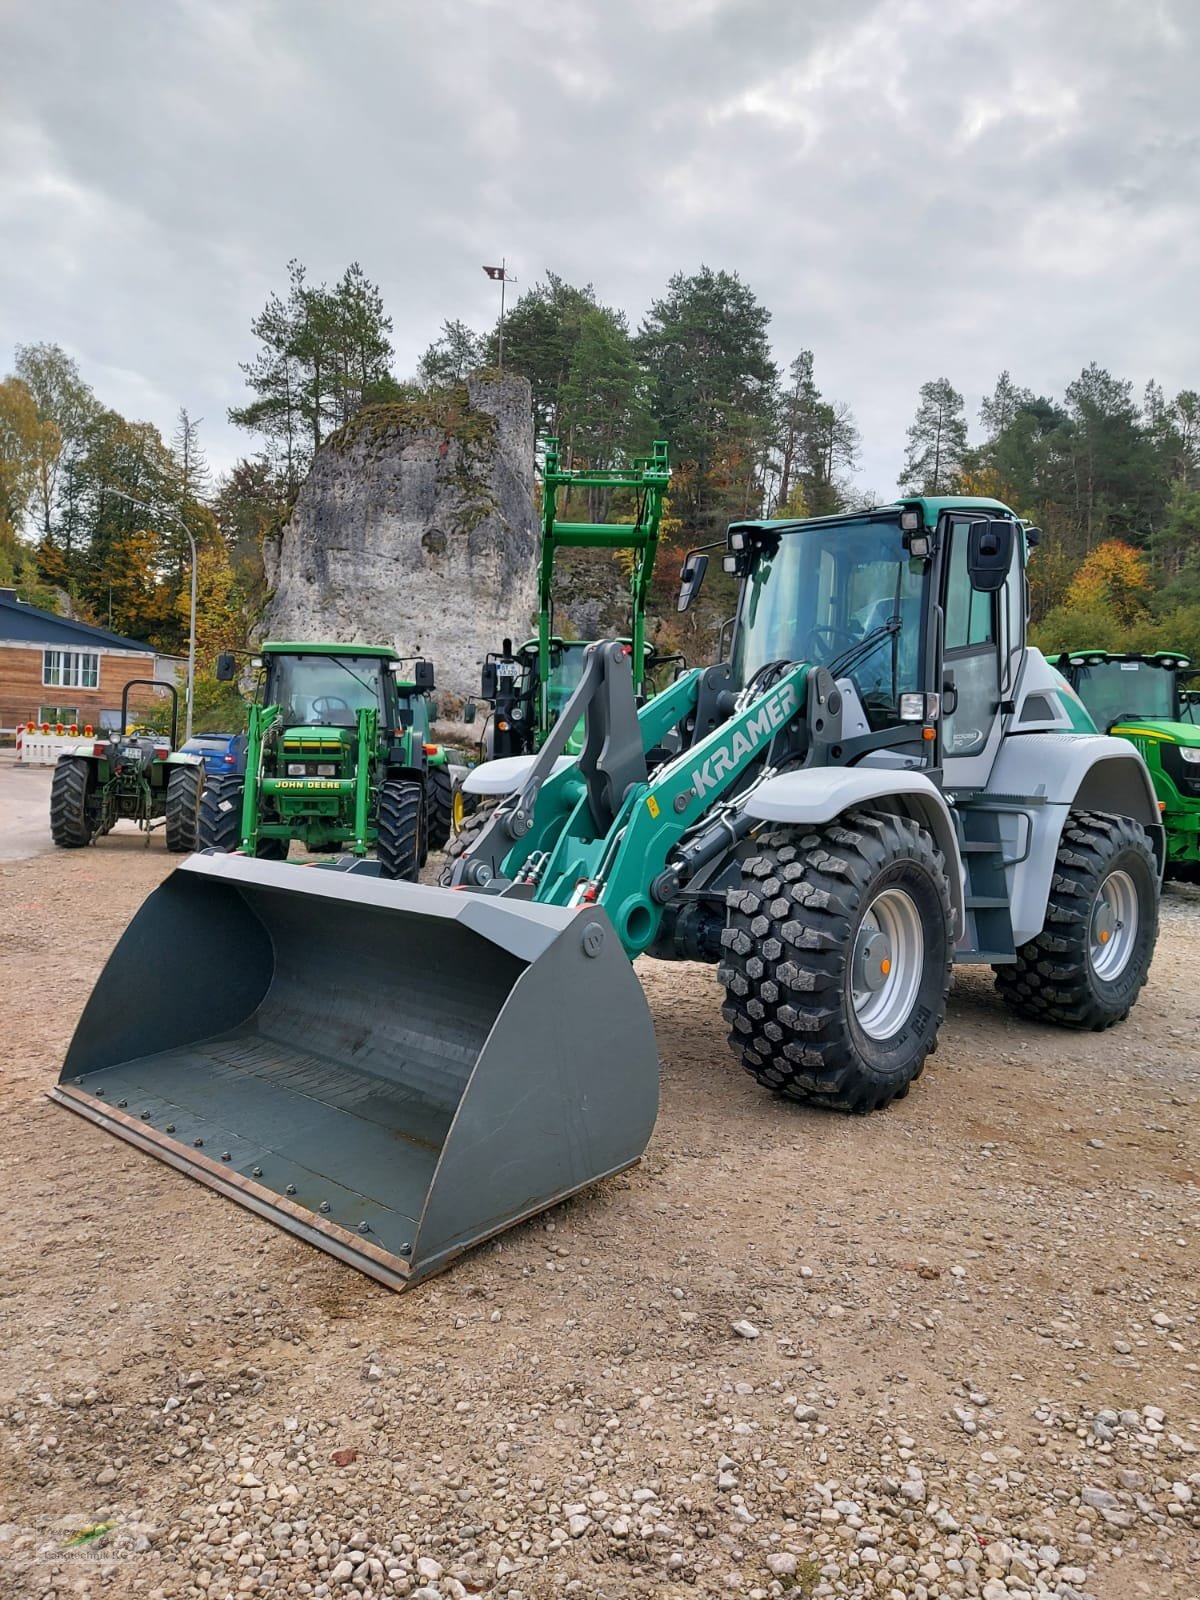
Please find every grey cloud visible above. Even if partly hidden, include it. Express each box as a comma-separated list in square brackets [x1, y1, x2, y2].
[1, 0, 1197, 495]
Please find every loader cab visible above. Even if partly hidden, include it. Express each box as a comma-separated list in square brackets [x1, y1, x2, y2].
[726, 499, 1028, 785]
[729, 511, 932, 759]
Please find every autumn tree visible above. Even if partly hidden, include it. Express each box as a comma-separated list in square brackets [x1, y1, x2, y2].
[899, 379, 968, 494]
[12, 343, 99, 553]
[1064, 539, 1152, 628]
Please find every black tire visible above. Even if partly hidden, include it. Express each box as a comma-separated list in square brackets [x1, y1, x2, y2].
[164, 764, 203, 854]
[377, 778, 423, 881]
[198, 776, 289, 859]
[719, 811, 953, 1113]
[50, 757, 96, 848]
[995, 810, 1158, 1030]
[425, 764, 454, 853]
[198, 774, 243, 852]
[439, 800, 495, 885]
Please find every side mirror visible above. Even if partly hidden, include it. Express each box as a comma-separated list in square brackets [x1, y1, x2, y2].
[463, 700, 477, 725]
[413, 658, 435, 692]
[967, 519, 1015, 592]
[677, 553, 709, 612]
[480, 663, 498, 700]
[215, 651, 237, 682]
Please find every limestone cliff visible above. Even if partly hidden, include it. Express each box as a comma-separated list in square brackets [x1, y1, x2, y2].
[261, 374, 539, 700]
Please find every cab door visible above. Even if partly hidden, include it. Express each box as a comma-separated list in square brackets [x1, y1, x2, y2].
[937, 512, 1025, 791]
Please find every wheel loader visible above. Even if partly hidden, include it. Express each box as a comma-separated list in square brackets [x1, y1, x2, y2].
[1051, 649, 1200, 881]
[49, 680, 203, 852]
[53, 497, 1162, 1290]
[198, 643, 452, 875]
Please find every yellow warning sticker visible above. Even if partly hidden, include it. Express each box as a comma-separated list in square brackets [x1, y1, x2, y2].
[646, 795, 660, 819]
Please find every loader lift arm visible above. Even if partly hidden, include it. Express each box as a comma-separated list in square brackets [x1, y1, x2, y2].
[450, 640, 821, 957]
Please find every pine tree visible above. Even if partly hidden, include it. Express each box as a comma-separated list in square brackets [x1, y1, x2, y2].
[899, 379, 968, 495]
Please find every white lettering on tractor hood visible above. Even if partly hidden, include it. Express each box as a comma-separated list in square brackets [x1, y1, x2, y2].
[690, 682, 798, 799]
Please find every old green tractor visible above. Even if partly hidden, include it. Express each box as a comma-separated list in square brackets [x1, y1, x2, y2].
[1053, 649, 1200, 881]
[49, 680, 203, 852]
[198, 642, 452, 877]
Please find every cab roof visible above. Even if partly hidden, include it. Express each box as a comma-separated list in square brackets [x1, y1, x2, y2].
[730, 495, 1017, 537]
[261, 641, 398, 659]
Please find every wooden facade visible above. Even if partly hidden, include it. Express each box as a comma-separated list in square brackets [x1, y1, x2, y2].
[0, 642, 162, 734]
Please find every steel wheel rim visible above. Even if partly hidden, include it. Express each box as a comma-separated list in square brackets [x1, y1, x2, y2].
[1090, 868, 1138, 981]
[850, 887, 924, 1040]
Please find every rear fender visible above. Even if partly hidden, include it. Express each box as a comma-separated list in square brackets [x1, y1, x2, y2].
[745, 769, 966, 938]
[985, 733, 1164, 945]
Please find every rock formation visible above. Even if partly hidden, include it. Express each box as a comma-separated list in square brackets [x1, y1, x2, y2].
[262, 374, 539, 701]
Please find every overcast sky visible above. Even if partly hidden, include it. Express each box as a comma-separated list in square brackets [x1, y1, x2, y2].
[3, 0, 1197, 497]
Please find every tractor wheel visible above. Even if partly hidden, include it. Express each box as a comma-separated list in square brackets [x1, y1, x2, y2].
[164, 764, 203, 854]
[377, 778, 423, 881]
[719, 811, 953, 1113]
[50, 757, 97, 848]
[439, 800, 495, 885]
[198, 774, 243, 852]
[198, 776, 288, 859]
[425, 764, 454, 853]
[995, 810, 1158, 1030]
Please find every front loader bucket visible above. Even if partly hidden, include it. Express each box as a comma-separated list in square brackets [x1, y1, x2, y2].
[51, 855, 658, 1290]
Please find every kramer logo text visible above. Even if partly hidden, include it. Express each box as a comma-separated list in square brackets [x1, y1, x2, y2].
[690, 683, 798, 798]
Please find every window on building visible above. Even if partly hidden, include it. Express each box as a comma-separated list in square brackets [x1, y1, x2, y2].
[43, 649, 100, 689]
[38, 705, 81, 725]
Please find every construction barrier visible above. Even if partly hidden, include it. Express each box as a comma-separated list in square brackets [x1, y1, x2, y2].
[16, 724, 93, 765]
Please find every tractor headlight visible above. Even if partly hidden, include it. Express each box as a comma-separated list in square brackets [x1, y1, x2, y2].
[899, 694, 925, 722]
[1180, 747, 1200, 765]
[722, 554, 740, 574]
[729, 530, 747, 551]
[317, 763, 337, 776]
[287, 763, 305, 776]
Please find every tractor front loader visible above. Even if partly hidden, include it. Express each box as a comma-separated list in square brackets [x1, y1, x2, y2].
[50, 680, 203, 852]
[198, 643, 453, 875]
[1052, 649, 1200, 881]
[468, 440, 673, 771]
[55, 498, 1163, 1290]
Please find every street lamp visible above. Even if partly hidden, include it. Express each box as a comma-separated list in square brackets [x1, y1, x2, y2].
[107, 488, 197, 742]
[482, 260, 517, 371]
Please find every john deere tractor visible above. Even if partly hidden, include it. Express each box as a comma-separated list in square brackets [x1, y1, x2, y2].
[198, 643, 451, 877]
[58, 497, 1165, 1293]
[1053, 649, 1200, 880]
[49, 680, 203, 852]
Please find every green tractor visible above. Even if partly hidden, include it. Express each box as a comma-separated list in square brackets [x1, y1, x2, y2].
[1052, 649, 1200, 881]
[59, 498, 1166, 1291]
[455, 439, 674, 830]
[198, 642, 452, 877]
[49, 680, 204, 852]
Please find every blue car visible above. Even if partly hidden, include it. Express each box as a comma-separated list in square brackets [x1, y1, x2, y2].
[181, 732, 247, 776]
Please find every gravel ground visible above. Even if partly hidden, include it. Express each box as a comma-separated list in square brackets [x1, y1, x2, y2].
[0, 804, 1197, 1600]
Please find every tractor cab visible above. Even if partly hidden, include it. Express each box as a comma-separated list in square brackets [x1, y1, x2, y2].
[483, 636, 675, 759]
[257, 645, 399, 734]
[1053, 651, 1194, 733]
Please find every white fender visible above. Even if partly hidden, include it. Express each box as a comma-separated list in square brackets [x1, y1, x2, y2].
[745, 768, 966, 937]
[462, 754, 576, 796]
